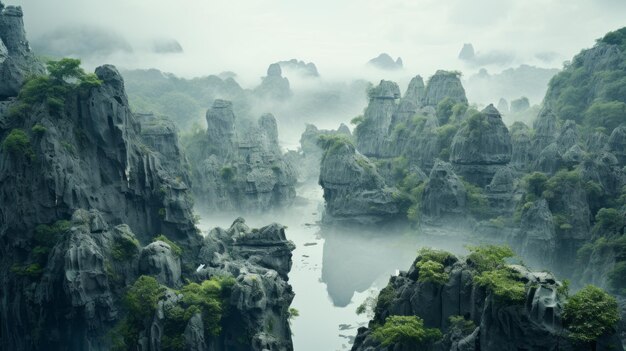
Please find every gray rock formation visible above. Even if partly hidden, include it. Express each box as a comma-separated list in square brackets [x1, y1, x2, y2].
[197, 218, 296, 351]
[367, 53, 403, 70]
[515, 199, 556, 269]
[292, 123, 352, 182]
[421, 160, 467, 222]
[510, 122, 533, 172]
[276, 58, 319, 77]
[450, 104, 512, 186]
[189, 100, 297, 212]
[607, 125, 626, 166]
[318, 137, 399, 224]
[351, 252, 623, 351]
[0, 3, 44, 98]
[421, 70, 468, 107]
[510, 96, 530, 113]
[355, 80, 400, 157]
[254, 63, 291, 100]
[458, 43, 475, 61]
[139, 241, 182, 287]
[390, 75, 425, 129]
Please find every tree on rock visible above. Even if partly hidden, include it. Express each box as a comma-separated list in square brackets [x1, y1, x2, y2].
[563, 285, 619, 351]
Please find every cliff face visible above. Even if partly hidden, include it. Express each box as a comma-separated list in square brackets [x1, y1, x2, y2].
[450, 104, 512, 187]
[188, 99, 297, 213]
[351, 251, 623, 351]
[318, 137, 399, 224]
[0, 3, 44, 98]
[0, 13, 297, 347]
[421, 70, 468, 107]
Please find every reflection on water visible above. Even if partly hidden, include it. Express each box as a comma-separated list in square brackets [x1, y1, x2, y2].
[198, 183, 471, 351]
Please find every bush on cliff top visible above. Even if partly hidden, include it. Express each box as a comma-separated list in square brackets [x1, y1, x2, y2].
[372, 315, 442, 347]
[563, 285, 619, 346]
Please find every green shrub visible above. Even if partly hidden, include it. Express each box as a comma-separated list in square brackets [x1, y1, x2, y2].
[463, 180, 489, 218]
[416, 260, 448, 284]
[436, 97, 456, 124]
[607, 262, 626, 295]
[2, 129, 34, 159]
[179, 276, 235, 336]
[124, 276, 165, 320]
[584, 101, 626, 132]
[563, 285, 620, 346]
[372, 315, 442, 347]
[375, 285, 396, 315]
[522, 172, 548, 199]
[594, 208, 624, 233]
[31, 124, 46, 135]
[34, 220, 71, 247]
[153, 234, 183, 257]
[11, 263, 43, 278]
[220, 166, 236, 181]
[288, 307, 299, 321]
[473, 267, 526, 304]
[466, 245, 515, 272]
[111, 235, 140, 261]
[350, 115, 364, 125]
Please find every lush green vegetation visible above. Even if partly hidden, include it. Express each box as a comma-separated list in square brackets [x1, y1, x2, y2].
[372, 315, 442, 348]
[113, 275, 235, 350]
[563, 285, 620, 348]
[31, 124, 46, 135]
[10, 263, 44, 278]
[111, 234, 140, 261]
[11, 58, 102, 118]
[317, 134, 354, 154]
[220, 166, 236, 182]
[415, 248, 454, 284]
[545, 30, 626, 133]
[153, 234, 183, 257]
[466, 245, 526, 304]
[374, 285, 396, 316]
[462, 180, 489, 218]
[33, 220, 71, 261]
[2, 129, 34, 159]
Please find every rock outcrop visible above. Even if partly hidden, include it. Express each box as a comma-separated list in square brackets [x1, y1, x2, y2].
[354, 80, 401, 157]
[254, 63, 291, 100]
[450, 104, 512, 186]
[351, 251, 623, 351]
[0, 3, 44, 98]
[420, 160, 467, 223]
[276, 58, 319, 77]
[189, 100, 297, 212]
[367, 53, 403, 70]
[421, 70, 468, 107]
[318, 137, 399, 224]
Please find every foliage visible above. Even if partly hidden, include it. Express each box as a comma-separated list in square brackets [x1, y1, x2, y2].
[557, 279, 571, 298]
[11, 263, 44, 278]
[34, 220, 71, 247]
[375, 285, 396, 315]
[584, 100, 626, 132]
[317, 134, 354, 154]
[2, 129, 34, 159]
[12, 58, 102, 118]
[372, 315, 442, 347]
[466, 245, 515, 272]
[436, 97, 456, 125]
[350, 115, 364, 125]
[111, 234, 140, 261]
[178, 276, 235, 336]
[563, 285, 620, 345]
[462, 180, 489, 218]
[594, 208, 624, 233]
[31, 124, 47, 135]
[607, 262, 626, 294]
[153, 234, 183, 257]
[220, 166, 236, 182]
[288, 307, 300, 321]
[600, 27, 626, 50]
[416, 260, 448, 284]
[522, 172, 548, 200]
[124, 276, 165, 320]
[473, 267, 526, 304]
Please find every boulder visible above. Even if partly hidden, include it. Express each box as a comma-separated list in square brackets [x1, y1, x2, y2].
[139, 241, 182, 287]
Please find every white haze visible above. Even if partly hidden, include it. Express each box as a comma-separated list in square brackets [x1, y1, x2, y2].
[12, 0, 626, 86]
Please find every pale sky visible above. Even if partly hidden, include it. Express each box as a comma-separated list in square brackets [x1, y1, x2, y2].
[10, 0, 626, 83]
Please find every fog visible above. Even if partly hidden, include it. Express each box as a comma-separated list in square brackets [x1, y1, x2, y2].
[12, 0, 626, 84]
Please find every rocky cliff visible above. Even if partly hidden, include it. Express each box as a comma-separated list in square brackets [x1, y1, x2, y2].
[0, 12, 297, 348]
[352, 249, 623, 351]
[187, 99, 297, 213]
[318, 135, 399, 224]
[254, 63, 291, 100]
[450, 104, 512, 187]
[0, 3, 44, 98]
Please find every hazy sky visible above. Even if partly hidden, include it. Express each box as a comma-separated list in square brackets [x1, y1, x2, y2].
[10, 0, 626, 83]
